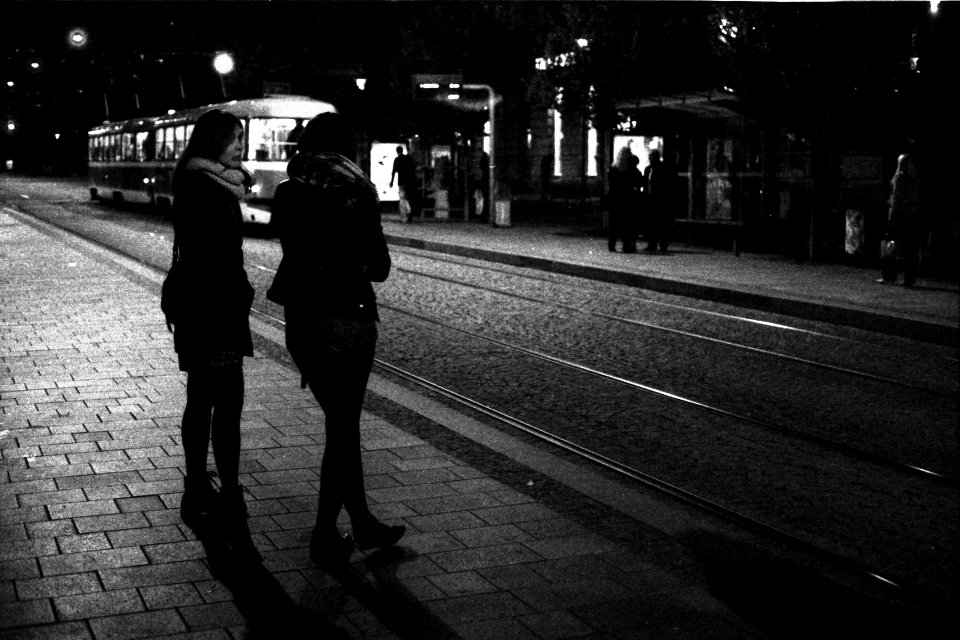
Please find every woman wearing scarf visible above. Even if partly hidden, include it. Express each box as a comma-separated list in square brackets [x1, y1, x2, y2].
[169, 110, 256, 557]
[268, 113, 405, 565]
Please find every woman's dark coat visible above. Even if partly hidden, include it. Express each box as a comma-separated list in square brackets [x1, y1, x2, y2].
[267, 175, 390, 321]
[171, 171, 254, 370]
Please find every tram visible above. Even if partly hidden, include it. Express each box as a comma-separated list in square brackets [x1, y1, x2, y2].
[87, 95, 336, 223]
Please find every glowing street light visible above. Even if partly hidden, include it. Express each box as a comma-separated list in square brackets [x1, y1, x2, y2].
[213, 52, 234, 75]
[213, 52, 234, 99]
[68, 28, 88, 48]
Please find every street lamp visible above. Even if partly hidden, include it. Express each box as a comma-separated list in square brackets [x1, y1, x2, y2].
[213, 52, 234, 99]
[68, 28, 88, 48]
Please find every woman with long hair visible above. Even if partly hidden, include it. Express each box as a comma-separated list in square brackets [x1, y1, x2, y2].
[268, 112, 405, 565]
[168, 109, 256, 555]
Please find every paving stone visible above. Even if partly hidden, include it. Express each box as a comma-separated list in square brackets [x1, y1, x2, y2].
[429, 543, 544, 573]
[517, 609, 598, 640]
[53, 587, 144, 620]
[423, 591, 533, 625]
[88, 609, 188, 640]
[0, 620, 91, 640]
[0, 597, 56, 629]
[14, 572, 101, 601]
[427, 570, 498, 597]
[56, 532, 111, 554]
[99, 560, 212, 590]
[39, 547, 148, 577]
[178, 601, 246, 630]
[73, 513, 151, 534]
[139, 583, 205, 610]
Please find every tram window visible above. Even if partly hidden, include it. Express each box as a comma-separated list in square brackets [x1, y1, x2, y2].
[110, 134, 121, 162]
[247, 118, 296, 162]
[122, 133, 136, 161]
[139, 131, 154, 161]
[159, 127, 175, 161]
[173, 125, 187, 159]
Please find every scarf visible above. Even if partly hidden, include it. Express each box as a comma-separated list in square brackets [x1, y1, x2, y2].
[287, 151, 378, 203]
[185, 157, 253, 200]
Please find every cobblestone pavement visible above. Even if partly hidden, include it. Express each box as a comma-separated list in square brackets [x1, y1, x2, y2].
[2, 184, 957, 639]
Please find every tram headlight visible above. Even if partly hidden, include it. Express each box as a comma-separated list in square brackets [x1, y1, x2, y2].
[250, 184, 261, 195]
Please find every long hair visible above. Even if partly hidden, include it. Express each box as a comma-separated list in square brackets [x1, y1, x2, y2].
[296, 112, 355, 159]
[173, 109, 244, 191]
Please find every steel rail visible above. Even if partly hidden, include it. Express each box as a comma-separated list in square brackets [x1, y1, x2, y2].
[389, 262, 958, 399]
[390, 245, 960, 363]
[377, 301, 958, 488]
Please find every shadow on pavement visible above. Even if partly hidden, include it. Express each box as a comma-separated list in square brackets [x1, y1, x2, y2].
[188, 521, 351, 640]
[679, 529, 953, 640]
[320, 546, 461, 639]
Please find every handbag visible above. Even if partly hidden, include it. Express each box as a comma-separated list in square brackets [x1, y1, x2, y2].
[160, 239, 183, 332]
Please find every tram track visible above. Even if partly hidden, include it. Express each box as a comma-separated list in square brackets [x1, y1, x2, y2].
[375, 299, 957, 487]
[389, 245, 959, 371]
[388, 259, 957, 399]
[390, 246, 960, 356]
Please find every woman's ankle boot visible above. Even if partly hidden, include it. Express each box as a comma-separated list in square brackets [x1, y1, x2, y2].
[180, 473, 218, 527]
[218, 485, 262, 563]
[352, 515, 406, 551]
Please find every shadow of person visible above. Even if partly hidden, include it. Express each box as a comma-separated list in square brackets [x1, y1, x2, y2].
[319, 545, 460, 640]
[678, 529, 952, 640]
[187, 520, 351, 640]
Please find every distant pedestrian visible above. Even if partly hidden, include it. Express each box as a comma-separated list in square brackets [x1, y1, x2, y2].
[167, 109, 257, 558]
[606, 147, 642, 253]
[643, 149, 675, 253]
[389, 145, 419, 222]
[285, 119, 304, 159]
[268, 113, 406, 565]
[540, 153, 553, 201]
[878, 153, 922, 287]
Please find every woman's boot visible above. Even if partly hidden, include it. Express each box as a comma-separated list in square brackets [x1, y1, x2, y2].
[219, 485, 262, 563]
[180, 473, 218, 528]
[352, 514, 406, 551]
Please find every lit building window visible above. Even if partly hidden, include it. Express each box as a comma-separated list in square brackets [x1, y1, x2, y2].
[587, 122, 598, 177]
[552, 109, 562, 177]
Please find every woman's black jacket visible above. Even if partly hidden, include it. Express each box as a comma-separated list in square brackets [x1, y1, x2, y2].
[170, 171, 254, 370]
[267, 177, 390, 322]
